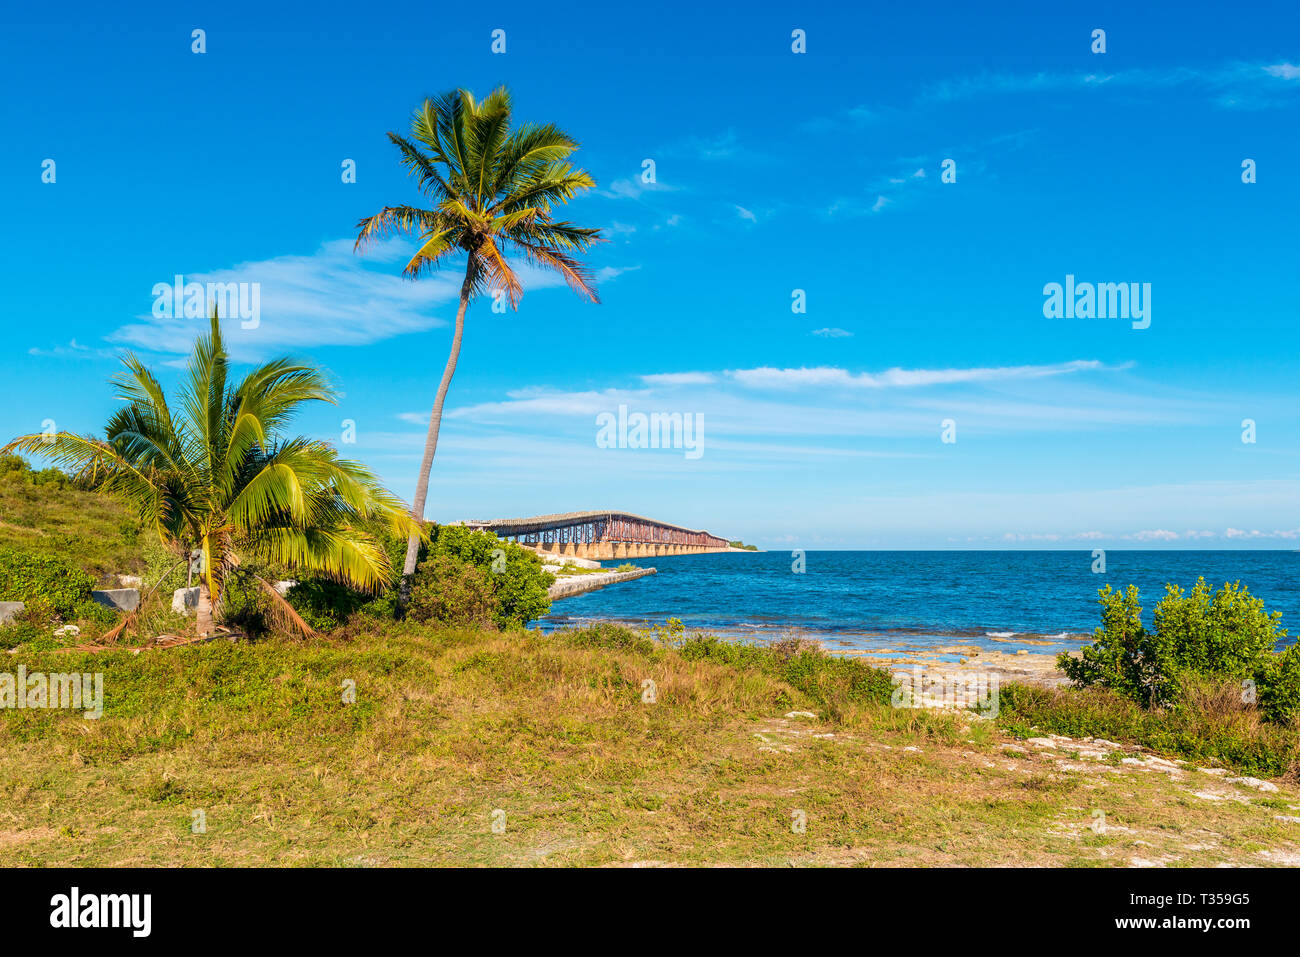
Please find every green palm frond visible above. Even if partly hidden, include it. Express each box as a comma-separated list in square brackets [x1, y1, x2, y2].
[3, 305, 419, 617]
[355, 85, 605, 311]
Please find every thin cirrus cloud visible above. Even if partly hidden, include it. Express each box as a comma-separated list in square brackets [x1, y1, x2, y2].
[639, 371, 718, 386]
[918, 61, 1300, 106]
[432, 360, 1125, 426]
[423, 359, 1157, 441]
[27, 338, 117, 360]
[105, 237, 578, 362]
[724, 359, 1114, 390]
[597, 177, 680, 201]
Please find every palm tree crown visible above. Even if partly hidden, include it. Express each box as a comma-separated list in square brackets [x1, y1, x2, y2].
[355, 86, 603, 306]
[4, 311, 415, 636]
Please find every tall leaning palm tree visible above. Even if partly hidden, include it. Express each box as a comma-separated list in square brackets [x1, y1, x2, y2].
[355, 86, 602, 606]
[4, 310, 417, 638]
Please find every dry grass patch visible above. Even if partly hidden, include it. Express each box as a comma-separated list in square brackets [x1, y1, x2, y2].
[1, 622, 1297, 867]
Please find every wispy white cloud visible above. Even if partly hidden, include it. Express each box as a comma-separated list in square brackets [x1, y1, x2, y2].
[811, 328, 853, 339]
[800, 104, 880, 134]
[446, 388, 646, 422]
[919, 61, 1300, 109]
[106, 237, 612, 362]
[595, 264, 642, 281]
[985, 523, 1300, 545]
[598, 177, 679, 200]
[829, 161, 937, 218]
[726, 359, 1109, 391]
[27, 338, 117, 360]
[639, 371, 718, 386]
[1129, 529, 1181, 542]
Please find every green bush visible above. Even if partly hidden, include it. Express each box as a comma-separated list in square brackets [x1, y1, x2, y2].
[997, 682, 1300, 779]
[1060, 578, 1292, 718]
[1258, 644, 1300, 724]
[284, 578, 391, 632]
[0, 619, 46, 651]
[407, 555, 499, 627]
[285, 523, 553, 631]
[673, 632, 895, 710]
[284, 518, 409, 630]
[557, 621, 658, 656]
[1153, 579, 1282, 679]
[0, 454, 71, 489]
[0, 548, 96, 617]
[424, 525, 552, 628]
[72, 599, 118, 627]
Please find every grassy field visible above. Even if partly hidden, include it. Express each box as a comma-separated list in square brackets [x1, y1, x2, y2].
[3, 622, 1299, 867]
[0, 461, 143, 581]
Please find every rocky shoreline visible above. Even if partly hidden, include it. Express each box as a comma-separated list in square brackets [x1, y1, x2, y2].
[835, 641, 1072, 688]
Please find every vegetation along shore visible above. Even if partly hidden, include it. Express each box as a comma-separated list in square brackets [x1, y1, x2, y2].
[2, 84, 1296, 869]
[3, 439, 1300, 865]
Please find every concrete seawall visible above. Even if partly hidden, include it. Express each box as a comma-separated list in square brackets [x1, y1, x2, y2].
[548, 567, 657, 600]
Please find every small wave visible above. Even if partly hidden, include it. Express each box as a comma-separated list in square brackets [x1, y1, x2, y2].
[985, 631, 1017, 638]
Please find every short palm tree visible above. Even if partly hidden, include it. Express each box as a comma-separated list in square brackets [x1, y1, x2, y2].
[4, 311, 416, 638]
[355, 86, 602, 605]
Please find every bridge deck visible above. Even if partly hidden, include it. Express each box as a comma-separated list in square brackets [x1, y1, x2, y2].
[456, 511, 732, 557]
[462, 510, 717, 537]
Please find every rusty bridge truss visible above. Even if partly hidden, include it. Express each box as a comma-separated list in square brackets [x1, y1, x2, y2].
[459, 511, 732, 558]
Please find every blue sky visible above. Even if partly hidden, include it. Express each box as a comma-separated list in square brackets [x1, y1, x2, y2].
[2, 0, 1298, 548]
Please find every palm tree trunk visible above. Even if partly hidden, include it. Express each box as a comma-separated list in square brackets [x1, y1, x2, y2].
[397, 263, 474, 611]
[196, 582, 214, 637]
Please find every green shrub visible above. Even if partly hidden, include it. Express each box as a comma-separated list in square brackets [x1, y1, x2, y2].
[0, 548, 96, 616]
[0, 599, 65, 650]
[557, 621, 658, 656]
[1060, 577, 1291, 717]
[285, 524, 553, 630]
[0, 454, 27, 477]
[284, 579, 377, 631]
[673, 631, 895, 710]
[1153, 579, 1282, 679]
[0, 454, 69, 488]
[425, 525, 552, 628]
[284, 518, 409, 630]
[72, 599, 118, 627]
[0, 620, 45, 651]
[1258, 644, 1300, 725]
[407, 555, 499, 627]
[997, 681, 1300, 779]
[141, 539, 186, 593]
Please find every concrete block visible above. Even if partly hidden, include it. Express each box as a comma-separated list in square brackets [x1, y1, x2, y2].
[172, 587, 200, 615]
[92, 588, 140, 612]
[0, 601, 25, 624]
